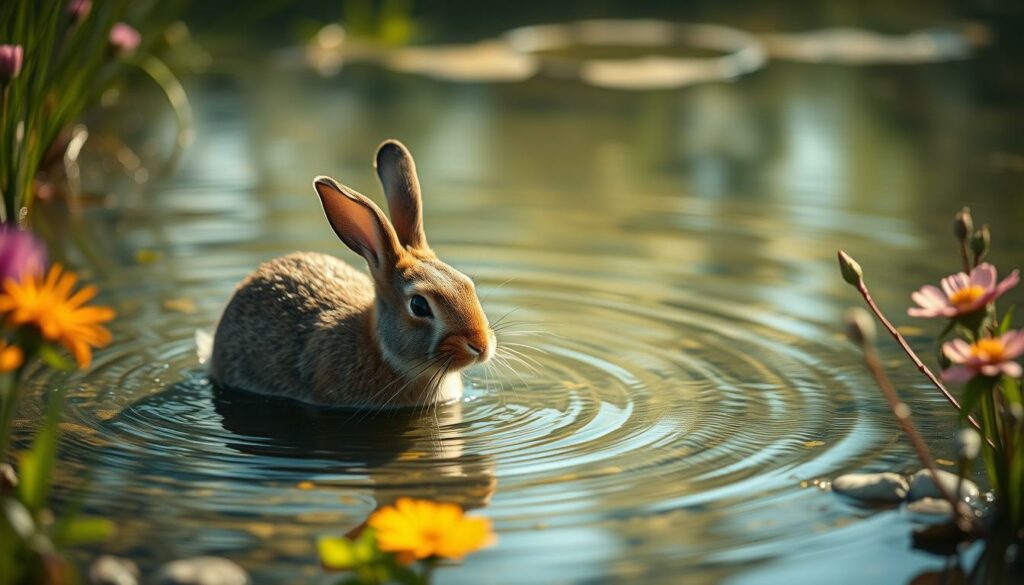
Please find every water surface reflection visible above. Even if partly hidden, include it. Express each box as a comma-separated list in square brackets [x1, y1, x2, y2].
[19, 42, 1024, 584]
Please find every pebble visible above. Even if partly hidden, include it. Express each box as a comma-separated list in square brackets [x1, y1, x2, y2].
[906, 497, 954, 517]
[89, 555, 140, 585]
[908, 469, 979, 501]
[831, 472, 909, 503]
[153, 557, 249, 585]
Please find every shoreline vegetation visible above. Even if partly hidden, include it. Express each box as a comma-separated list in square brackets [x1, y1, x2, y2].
[837, 209, 1023, 581]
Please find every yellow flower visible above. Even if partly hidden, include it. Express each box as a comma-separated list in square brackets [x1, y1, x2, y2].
[0, 341, 23, 372]
[368, 498, 494, 563]
[0, 264, 115, 368]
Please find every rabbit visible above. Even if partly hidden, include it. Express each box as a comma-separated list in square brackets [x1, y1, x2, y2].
[210, 140, 495, 408]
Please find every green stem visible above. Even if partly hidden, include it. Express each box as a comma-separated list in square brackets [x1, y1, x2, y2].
[959, 239, 971, 273]
[0, 367, 25, 463]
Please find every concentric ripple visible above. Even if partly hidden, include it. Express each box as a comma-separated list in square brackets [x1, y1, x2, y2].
[15, 234, 930, 582]
[13, 65, 1013, 584]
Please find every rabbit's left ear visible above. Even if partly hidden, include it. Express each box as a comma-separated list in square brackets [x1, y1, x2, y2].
[375, 140, 428, 251]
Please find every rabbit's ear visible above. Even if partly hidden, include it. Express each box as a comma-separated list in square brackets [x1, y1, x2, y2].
[375, 140, 428, 250]
[314, 176, 401, 272]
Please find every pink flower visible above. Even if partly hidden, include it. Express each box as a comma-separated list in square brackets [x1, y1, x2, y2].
[942, 331, 1024, 382]
[0, 45, 23, 82]
[908, 263, 1019, 319]
[109, 23, 141, 57]
[0, 226, 46, 284]
[68, 0, 91, 22]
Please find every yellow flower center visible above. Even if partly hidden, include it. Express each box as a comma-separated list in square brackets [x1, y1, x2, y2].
[949, 285, 985, 307]
[970, 338, 1006, 362]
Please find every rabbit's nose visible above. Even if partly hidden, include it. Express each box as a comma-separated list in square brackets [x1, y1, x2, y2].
[465, 341, 483, 355]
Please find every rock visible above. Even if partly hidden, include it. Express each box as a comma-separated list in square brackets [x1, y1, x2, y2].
[906, 497, 954, 517]
[832, 472, 909, 503]
[89, 555, 139, 585]
[153, 557, 249, 585]
[908, 469, 979, 501]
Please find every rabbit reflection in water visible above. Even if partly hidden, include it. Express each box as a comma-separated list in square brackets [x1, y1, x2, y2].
[211, 140, 495, 408]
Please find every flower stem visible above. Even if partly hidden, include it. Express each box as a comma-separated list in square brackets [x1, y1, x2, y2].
[854, 279, 990, 440]
[860, 342, 977, 533]
[0, 366, 24, 462]
[959, 240, 972, 273]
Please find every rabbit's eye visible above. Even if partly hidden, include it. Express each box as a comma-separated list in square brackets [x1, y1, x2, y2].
[409, 294, 433, 318]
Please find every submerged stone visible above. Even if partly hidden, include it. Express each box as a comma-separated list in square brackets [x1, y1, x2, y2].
[89, 555, 139, 585]
[154, 557, 249, 585]
[906, 497, 954, 518]
[832, 472, 908, 503]
[908, 469, 979, 501]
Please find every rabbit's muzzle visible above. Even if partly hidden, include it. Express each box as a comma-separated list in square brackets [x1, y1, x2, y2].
[438, 330, 495, 369]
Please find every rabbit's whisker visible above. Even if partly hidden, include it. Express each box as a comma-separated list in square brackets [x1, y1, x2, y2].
[384, 353, 452, 413]
[493, 353, 533, 393]
[501, 341, 550, 356]
[497, 349, 541, 378]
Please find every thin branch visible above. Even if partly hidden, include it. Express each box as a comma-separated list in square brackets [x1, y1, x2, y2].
[860, 342, 978, 534]
[853, 278, 990, 439]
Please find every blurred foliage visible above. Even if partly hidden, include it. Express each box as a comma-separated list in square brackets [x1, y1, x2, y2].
[0, 0, 189, 225]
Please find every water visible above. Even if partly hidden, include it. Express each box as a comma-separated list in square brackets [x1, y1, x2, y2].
[16, 54, 1024, 583]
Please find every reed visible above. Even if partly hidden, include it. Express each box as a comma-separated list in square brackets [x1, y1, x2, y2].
[0, 0, 188, 225]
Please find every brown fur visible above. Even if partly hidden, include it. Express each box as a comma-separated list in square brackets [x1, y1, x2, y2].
[210, 141, 494, 408]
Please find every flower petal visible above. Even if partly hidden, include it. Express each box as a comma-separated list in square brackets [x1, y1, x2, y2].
[910, 287, 947, 314]
[943, 339, 972, 363]
[1001, 331, 1024, 359]
[942, 365, 976, 383]
[980, 364, 1002, 377]
[969, 263, 997, 290]
[993, 269, 1021, 298]
[1000, 361, 1022, 379]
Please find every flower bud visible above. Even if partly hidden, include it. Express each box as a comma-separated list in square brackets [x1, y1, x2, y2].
[837, 250, 863, 286]
[970, 225, 990, 262]
[956, 428, 981, 460]
[844, 308, 876, 346]
[0, 45, 23, 83]
[109, 23, 141, 57]
[953, 207, 973, 241]
[67, 0, 91, 23]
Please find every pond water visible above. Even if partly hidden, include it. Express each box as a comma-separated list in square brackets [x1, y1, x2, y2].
[17, 51, 1024, 583]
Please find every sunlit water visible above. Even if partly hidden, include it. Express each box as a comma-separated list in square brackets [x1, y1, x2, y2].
[15, 57, 1024, 584]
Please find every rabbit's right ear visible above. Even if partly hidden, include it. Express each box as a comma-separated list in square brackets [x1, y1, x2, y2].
[313, 176, 401, 272]
[375, 140, 428, 251]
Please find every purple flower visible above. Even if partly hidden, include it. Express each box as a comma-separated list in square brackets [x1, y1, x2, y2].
[908, 262, 1020, 319]
[0, 45, 23, 83]
[68, 0, 91, 22]
[109, 23, 141, 57]
[0, 227, 46, 284]
[942, 331, 1024, 383]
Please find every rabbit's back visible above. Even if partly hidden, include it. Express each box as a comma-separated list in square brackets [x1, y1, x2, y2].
[210, 252, 374, 400]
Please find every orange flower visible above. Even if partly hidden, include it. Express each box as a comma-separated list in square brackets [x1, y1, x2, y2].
[368, 498, 494, 563]
[0, 341, 23, 372]
[0, 264, 114, 368]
